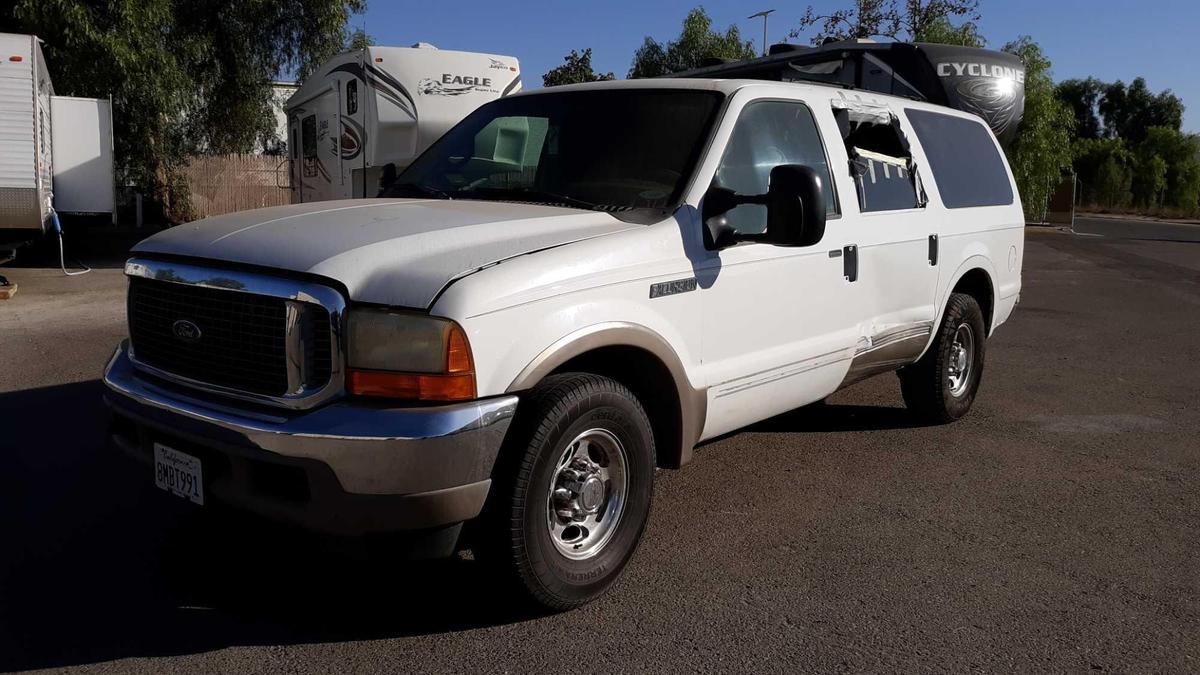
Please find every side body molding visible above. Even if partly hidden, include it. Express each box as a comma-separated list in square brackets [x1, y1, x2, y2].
[506, 322, 707, 467]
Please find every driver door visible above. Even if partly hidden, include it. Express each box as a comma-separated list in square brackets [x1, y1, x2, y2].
[697, 97, 859, 439]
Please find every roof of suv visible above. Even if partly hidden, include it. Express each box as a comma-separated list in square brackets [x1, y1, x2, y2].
[510, 77, 981, 123]
[510, 77, 742, 96]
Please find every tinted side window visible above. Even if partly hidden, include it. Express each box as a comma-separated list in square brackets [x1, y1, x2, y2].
[347, 80, 358, 115]
[714, 100, 838, 235]
[905, 109, 1013, 208]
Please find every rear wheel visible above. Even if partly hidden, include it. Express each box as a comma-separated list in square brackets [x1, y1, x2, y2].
[899, 293, 987, 423]
[477, 373, 655, 610]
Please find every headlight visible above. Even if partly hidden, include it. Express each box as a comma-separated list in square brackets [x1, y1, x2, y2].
[345, 309, 476, 401]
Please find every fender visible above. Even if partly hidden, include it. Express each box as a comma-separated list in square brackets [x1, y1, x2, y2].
[915, 254, 998, 361]
[506, 321, 707, 467]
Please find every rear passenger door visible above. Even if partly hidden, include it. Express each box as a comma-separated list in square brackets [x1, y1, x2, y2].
[827, 98, 941, 384]
[903, 108, 1024, 327]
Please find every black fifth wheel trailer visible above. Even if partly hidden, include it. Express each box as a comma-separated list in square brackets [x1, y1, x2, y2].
[676, 39, 1026, 147]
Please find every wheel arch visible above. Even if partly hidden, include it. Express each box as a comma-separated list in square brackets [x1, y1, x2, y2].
[914, 257, 997, 362]
[506, 322, 705, 469]
[942, 256, 997, 335]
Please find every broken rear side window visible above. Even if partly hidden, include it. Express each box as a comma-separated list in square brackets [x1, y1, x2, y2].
[832, 99, 924, 213]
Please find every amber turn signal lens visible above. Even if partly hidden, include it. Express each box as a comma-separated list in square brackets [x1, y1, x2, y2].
[347, 370, 476, 401]
[446, 323, 473, 374]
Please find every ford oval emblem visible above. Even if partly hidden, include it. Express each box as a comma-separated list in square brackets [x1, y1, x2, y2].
[172, 319, 202, 343]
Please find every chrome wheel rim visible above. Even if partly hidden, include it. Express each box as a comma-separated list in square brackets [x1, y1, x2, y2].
[947, 323, 975, 397]
[546, 428, 628, 560]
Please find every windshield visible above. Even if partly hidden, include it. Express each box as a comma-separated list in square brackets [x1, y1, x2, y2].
[386, 89, 724, 219]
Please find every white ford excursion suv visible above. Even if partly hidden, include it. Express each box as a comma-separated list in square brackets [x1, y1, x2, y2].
[104, 63, 1024, 609]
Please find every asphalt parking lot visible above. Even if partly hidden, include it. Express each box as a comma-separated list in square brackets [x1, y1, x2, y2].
[1, 219, 1197, 672]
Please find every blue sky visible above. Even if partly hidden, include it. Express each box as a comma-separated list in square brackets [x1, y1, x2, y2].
[354, 0, 1199, 132]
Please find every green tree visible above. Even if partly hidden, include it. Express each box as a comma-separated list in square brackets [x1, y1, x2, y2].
[788, 0, 979, 44]
[542, 48, 615, 87]
[1056, 78, 1105, 140]
[1064, 83, 1196, 215]
[1137, 127, 1200, 211]
[1099, 77, 1185, 143]
[899, 0, 980, 40]
[789, 0, 897, 42]
[1073, 137, 1130, 207]
[1174, 161, 1200, 213]
[1001, 36, 1075, 220]
[628, 7, 755, 78]
[4, 0, 363, 222]
[347, 27, 374, 50]
[912, 15, 983, 46]
[1131, 154, 1168, 208]
[1094, 154, 1132, 208]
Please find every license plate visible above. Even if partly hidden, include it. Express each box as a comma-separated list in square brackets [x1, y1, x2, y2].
[154, 443, 204, 505]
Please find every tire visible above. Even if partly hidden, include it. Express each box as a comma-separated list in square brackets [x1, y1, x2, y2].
[476, 373, 656, 611]
[899, 293, 987, 424]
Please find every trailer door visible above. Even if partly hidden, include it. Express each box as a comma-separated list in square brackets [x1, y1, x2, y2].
[299, 113, 320, 202]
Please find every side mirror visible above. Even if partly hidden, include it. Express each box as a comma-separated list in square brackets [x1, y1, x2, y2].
[766, 165, 826, 246]
[703, 164, 827, 248]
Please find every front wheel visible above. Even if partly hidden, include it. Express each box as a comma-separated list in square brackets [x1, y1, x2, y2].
[477, 373, 656, 610]
[899, 293, 987, 423]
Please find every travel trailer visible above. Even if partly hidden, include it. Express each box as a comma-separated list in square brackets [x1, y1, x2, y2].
[0, 33, 116, 248]
[286, 43, 521, 203]
[679, 39, 1026, 146]
[0, 33, 54, 244]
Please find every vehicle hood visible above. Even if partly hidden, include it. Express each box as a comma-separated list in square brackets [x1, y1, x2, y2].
[133, 199, 636, 308]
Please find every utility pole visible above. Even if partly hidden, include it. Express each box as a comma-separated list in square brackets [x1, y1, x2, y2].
[748, 9, 776, 56]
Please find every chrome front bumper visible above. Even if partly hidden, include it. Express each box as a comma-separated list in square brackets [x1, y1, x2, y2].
[102, 341, 518, 536]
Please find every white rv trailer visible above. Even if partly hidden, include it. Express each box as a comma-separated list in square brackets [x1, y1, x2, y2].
[0, 33, 117, 247]
[286, 43, 521, 203]
[0, 33, 54, 242]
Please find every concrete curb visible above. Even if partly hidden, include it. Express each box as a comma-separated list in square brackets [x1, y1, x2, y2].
[1078, 212, 1200, 226]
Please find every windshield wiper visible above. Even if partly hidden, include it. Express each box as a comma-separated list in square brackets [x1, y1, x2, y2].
[386, 182, 453, 200]
[464, 187, 605, 211]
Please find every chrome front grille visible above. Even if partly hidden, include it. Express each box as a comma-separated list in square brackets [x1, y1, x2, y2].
[124, 259, 345, 409]
[129, 277, 294, 395]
